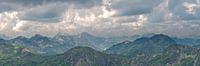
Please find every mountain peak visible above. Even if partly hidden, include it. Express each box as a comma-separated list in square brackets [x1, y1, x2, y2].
[80, 32, 92, 36]
[53, 46, 129, 66]
[77, 32, 95, 39]
[32, 34, 44, 38]
[151, 34, 177, 44]
[141, 33, 156, 37]
[13, 36, 28, 40]
[55, 32, 71, 36]
[151, 34, 171, 39]
[30, 34, 49, 40]
[133, 37, 150, 44]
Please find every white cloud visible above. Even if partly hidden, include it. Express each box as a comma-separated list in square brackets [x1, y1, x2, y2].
[183, 2, 200, 15]
[0, 0, 200, 38]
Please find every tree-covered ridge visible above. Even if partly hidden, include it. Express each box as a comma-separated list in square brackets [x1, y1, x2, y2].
[0, 34, 200, 66]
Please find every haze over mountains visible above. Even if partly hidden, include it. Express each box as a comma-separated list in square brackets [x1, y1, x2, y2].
[0, 32, 141, 55]
[0, 32, 200, 55]
[0, 34, 200, 66]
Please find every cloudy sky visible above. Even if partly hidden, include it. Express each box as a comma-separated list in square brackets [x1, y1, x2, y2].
[0, 0, 200, 38]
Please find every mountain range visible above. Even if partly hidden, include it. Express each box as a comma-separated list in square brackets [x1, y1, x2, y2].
[1, 33, 200, 55]
[0, 32, 141, 55]
[0, 33, 200, 66]
[106, 34, 177, 57]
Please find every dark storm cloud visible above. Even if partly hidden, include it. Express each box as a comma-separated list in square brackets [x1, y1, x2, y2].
[0, 2, 23, 13]
[0, 0, 102, 13]
[111, 0, 162, 16]
[0, 0, 102, 8]
[18, 3, 67, 22]
[0, 0, 103, 22]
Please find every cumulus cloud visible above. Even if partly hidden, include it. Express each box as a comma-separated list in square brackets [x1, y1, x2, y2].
[0, 0, 103, 22]
[0, 0, 200, 38]
[167, 0, 200, 20]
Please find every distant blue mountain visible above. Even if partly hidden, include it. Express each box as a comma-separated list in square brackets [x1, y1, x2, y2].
[4, 32, 140, 55]
[0, 34, 9, 40]
[173, 37, 200, 46]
